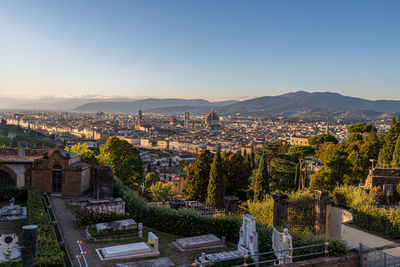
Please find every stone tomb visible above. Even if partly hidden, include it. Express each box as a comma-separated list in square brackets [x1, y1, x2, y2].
[0, 201, 27, 221]
[196, 214, 259, 265]
[172, 234, 225, 252]
[238, 214, 258, 258]
[95, 219, 137, 232]
[196, 251, 244, 265]
[96, 232, 159, 261]
[0, 233, 21, 263]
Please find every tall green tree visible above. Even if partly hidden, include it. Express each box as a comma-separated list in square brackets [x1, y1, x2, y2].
[97, 137, 143, 188]
[378, 118, 399, 168]
[65, 142, 98, 165]
[253, 151, 269, 201]
[392, 135, 400, 168]
[222, 151, 250, 200]
[287, 146, 315, 190]
[206, 150, 225, 208]
[149, 182, 175, 202]
[184, 150, 213, 201]
[308, 134, 338, 146]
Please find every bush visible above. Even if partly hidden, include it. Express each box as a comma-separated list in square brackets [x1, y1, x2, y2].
[331, 185, 377, 208]
[76, 210, 129, 226]
[244, 190, 314, 234]
[331, 185, 400, 239]
[113, 178, 348, 258]
[0, 187, 28, 201]
[87, 226, 138, 238]
[27, 188, 64, 266]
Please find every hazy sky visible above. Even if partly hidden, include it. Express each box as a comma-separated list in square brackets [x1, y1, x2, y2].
[1, 0, 400, 100]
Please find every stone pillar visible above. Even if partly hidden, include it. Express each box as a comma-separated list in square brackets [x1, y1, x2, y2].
[314, 190, 328, 236]
[273, 193, 288, 228]
[224, 195, 239, 215]
[21, 225, 38, 267]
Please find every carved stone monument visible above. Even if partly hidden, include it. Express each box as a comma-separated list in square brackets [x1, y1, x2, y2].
[0, 233, 21, 263]
[272, 227, 293, 264]
[238, 214, 258, 260]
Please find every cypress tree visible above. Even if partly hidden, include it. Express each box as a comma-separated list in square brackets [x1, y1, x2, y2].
[392, 135, 400, 168]
[253, 151, 269, 201]
[294, 163, 300, 190]
[206, 150, 225, 208]
[185, 150, 213, 201]
[378, 118, 399, 168]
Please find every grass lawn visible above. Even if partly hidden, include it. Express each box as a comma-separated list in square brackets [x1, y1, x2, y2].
[88, 227, 236, 266]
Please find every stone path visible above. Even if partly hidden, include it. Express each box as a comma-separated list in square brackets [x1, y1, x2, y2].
[51, 196, 103, 267]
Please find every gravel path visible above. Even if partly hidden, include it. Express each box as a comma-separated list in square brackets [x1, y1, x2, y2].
[51, 196, 103, 267]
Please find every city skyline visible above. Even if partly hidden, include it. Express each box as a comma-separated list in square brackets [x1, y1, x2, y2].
[1, 0, 400, 100]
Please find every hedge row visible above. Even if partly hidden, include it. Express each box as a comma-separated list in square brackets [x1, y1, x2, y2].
[0, 186, 28, 201]
[332, 185, 400, 238]
[27, 188, 65, 266]
[114, 178, 348, 257]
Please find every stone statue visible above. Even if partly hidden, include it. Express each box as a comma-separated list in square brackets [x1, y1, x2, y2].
[9, 197, 15, 207]
[272, 227, 293, 264]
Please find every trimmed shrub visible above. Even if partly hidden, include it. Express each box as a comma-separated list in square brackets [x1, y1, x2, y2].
[27, 188, 64, 266]
[76, 210, 129, 226]
[331, 185, 400, 239]
[113, 178, 348, 257]
[0, 187, 28, 201]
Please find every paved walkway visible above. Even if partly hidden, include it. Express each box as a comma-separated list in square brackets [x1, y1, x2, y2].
[51, 197, 103, 267]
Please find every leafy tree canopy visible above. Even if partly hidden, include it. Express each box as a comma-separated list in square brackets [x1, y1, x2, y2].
[98, 137, 143, 189]
[308, 134, 338, 145]
[347, 123, 375, 133]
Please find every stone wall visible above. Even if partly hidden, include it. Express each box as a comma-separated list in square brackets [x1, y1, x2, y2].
[365, 168, 400, 193]
[83, 198, 125, 215]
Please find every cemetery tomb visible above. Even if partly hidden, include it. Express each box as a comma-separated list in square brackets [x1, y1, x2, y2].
[117, 257, 175, 267]
[196, 251, 244, 265]
[172, 234, 226, 252]
[95, 219, 137, 232]
[0, 198, 27, 221]
[96, 232, 160, 261]
[0, 233, 21, 263]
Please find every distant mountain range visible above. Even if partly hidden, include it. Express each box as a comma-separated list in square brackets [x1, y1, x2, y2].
[1, 92, 400, 119]
[73, 98, 239, 113]
[218, 91, 400, 116]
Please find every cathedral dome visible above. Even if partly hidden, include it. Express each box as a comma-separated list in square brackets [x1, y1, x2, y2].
[206, 109, 219, 123]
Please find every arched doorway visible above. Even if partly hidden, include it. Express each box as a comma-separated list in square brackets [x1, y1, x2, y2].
[0, 170, 15, 187]
[52, 165, 62, 193]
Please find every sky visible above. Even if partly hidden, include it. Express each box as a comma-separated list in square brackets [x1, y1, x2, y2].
[1, 0, 400, 101]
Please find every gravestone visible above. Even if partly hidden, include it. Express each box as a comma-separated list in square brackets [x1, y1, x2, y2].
[196, 251, 244, 265]
[95, 219, 137, 233]
[138, 223, 143, 238]
[96, 232, 159, 261]
[172, 234, 225, 252]
[0, 233, 21, 263]
[238, 214, 258, 259]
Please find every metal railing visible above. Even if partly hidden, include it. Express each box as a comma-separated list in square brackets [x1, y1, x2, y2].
[184, 242, 329, 267]
[75, 240, 89, 267]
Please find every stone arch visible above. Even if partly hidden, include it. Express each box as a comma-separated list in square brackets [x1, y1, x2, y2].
[0, 165, 17, 187]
